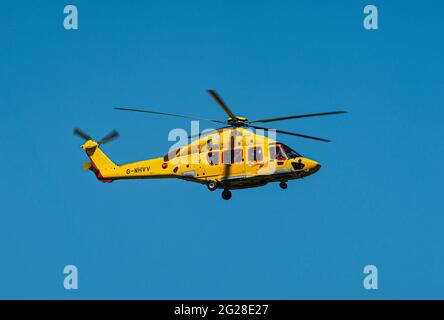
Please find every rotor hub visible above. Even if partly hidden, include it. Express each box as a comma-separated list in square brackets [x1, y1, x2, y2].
[227, 116, 249, 126]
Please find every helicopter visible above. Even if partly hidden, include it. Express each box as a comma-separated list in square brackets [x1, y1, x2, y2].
[74, 90, 346, 200]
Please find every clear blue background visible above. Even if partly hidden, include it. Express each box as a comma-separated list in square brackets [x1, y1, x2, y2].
[1, 0, 443, 299]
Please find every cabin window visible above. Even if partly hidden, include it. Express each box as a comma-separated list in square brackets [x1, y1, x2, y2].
[248, 147, 263, 162]
[223, 149, 243, 164]
[207, 151, 220, 165]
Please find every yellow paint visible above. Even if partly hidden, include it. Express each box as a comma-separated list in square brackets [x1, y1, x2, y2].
[80, 127, 321, 189]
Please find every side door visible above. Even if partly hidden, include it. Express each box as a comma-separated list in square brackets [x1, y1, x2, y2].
[268, 144, 288, 173]
[246, 145, 265, 176]
[201, 149, 222, 178]
[222, 148, 246, 178]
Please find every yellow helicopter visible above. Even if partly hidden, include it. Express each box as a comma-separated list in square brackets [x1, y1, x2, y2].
[75, 90, 346, 200]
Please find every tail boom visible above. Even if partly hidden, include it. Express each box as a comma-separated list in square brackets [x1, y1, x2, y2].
[81, 140, 179, 182]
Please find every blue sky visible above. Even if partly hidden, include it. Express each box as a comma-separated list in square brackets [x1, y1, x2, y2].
[1, 0, 443, 299]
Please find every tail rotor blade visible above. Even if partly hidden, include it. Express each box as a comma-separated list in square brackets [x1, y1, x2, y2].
[73, 128, 92, 141]
[99, 130, 120, 144]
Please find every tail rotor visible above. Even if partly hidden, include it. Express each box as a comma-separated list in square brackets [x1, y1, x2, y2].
[98, 130, 119, 145]
[73, 128, 92, 141]
[73, 128, 120, 145]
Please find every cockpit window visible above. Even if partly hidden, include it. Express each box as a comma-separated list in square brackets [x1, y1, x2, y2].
[269, 144, 302, 160]
[269, 145, 287, 160]
[281, 144, 302, 158]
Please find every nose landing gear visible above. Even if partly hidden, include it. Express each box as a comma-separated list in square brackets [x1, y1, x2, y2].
[221, 189, 232, 200]
[207, 181, 218, 191]
[279, 181, 288, 189]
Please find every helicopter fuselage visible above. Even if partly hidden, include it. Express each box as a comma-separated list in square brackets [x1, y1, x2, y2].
[81, 128, 321, 198]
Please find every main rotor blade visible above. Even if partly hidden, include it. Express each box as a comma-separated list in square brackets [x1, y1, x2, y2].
[249, 111, 347, 124]
[73, 128, 92, 141]
[188, 126, 232, 140]
[99, 130, 120, 144]
[251, 125, 331, 142]
[207, 90, 237, 120]
[114, 107, 226, 124]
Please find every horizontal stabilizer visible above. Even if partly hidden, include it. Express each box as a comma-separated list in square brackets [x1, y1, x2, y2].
[82, 162, 92, 171]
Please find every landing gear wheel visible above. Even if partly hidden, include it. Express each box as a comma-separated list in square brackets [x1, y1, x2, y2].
[221, 189, 232, 200]
[207, 181, 218, 191]
[279, 181, 288, 190]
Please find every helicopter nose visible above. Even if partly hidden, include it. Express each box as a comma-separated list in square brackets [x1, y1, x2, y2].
[305, 159, 321, 173]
